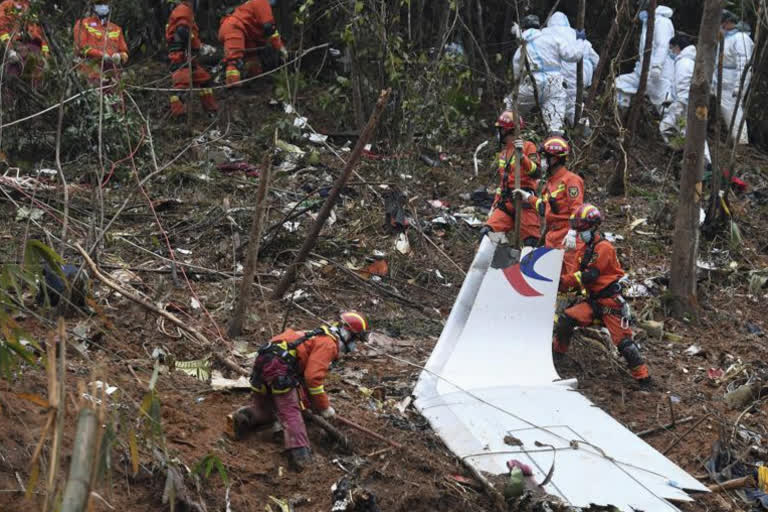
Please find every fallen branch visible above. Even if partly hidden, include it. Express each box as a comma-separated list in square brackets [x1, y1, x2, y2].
[662, 415, 710, 455]
[60, 407, 98, 512]
[305, 413, 351, 451]
[74, 243, 247, 376]
[708, 475, 755, 493]
[335, 415, 403, 450]
[636, 416, 695, 437]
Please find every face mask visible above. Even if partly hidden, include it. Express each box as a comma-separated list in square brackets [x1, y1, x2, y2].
[579, 230, 593, 243]
[540, 157, 550, 173]
[94, 4, 110, 18]
[669, 51, 676, 60]
[638, 11, 648, 23]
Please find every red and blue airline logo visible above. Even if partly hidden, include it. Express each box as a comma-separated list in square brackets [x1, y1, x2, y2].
[502, 247, 554, 297]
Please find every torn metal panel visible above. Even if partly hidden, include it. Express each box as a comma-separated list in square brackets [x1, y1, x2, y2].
[413, 239, 708, 511]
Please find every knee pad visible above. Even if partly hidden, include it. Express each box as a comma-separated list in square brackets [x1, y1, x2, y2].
[617, 338, 644, 368]
[555, 314, 577, 342]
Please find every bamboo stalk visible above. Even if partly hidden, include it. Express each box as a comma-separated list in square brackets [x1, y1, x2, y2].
[60, 408, 98, 512]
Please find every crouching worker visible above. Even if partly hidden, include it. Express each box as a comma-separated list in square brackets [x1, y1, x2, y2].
[553, 204, 651, 387]
[228, 311, 369, 469]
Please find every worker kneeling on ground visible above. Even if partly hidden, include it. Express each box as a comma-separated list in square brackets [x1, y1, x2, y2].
[229, 311, 369, 469]
[479, 110, 541, 246]
[218, 0, 287, 87]
[553, 204, 651, 387]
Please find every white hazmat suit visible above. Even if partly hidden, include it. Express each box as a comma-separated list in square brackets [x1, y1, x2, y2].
[544, 12, 600, 124]
[509, 27, 586, 133]
[615, 6, 675, 113]
[659, 45, 711, 163]
[718, 26, 753, 144]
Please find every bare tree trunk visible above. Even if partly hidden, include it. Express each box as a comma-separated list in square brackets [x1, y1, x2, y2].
[60, 408, 98, 512]
[627, 0, 656, 134]
[669, 0, 721, 318]
[228, 133, 275, 338]
[704, 38, 725, 229]
[573, 0, 586, 125]
[587, 0, 628, 110]
[271, 89, 391, 299]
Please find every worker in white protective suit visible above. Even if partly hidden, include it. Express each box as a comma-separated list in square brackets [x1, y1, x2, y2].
[615, 3, 675, 114]
[508, 14, 586, 133]
[544, 11, 600, 125]
[717, 10, 753, 145]
[659, 35, 711, 164]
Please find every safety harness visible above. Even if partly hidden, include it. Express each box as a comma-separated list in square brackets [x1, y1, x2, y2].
[579, 238, 631, 327]
[249, 327, 330, 392]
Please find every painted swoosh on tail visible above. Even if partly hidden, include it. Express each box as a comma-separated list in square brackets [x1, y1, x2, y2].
[503, 247, 554, 296]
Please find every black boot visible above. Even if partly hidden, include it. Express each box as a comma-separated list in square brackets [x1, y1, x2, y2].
[289, 446, 312, 471]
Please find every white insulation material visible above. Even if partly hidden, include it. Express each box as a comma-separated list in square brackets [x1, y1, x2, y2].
[413, 238, 708, 511]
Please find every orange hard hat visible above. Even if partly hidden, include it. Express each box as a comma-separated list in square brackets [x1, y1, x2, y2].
[340, 311, 369, 340]
[540, 134, 570, 158]
[570, 203, 602, 231]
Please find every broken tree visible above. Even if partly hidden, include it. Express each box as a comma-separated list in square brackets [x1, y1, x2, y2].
[228, 130, 276, 338]
[271, 88, 392, 299]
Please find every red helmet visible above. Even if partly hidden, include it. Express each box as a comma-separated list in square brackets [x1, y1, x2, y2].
[540, 135, 570, 158]
[340, 311, 369, 341]
[495, 110, 525, 133]
[570, 203, 602, 231]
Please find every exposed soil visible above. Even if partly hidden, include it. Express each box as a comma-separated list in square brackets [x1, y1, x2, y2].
[1, 71, 767, 512]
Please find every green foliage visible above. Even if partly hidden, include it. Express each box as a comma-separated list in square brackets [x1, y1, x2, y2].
[193, 453, 229, 486]
[0, 240, 60, 379]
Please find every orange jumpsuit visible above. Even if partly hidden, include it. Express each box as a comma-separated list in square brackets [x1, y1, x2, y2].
[73, 16, 128, 86]
[486, 141, 541, 245]
[554, 235, 649, 381]
[218, 0, 284, 85]
[237, 328, 339, 450]
[527, 164, 584, 275]
[0, 0, 49, 89]
[166, 1, 217, 116]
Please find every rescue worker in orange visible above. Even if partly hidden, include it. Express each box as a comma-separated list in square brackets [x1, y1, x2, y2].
[0, 0, 50, 91]
[73, 0, 128, 86]
[229, 312, 370, 469]
[218, 0, 287, 87]
[479, 111, 541, 246]
[165, 0, 218, 117]
[514, 135, 584, 275]
[554, 204, 651, 386]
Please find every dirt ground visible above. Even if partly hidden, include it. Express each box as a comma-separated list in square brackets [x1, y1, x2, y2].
[1, 74, 768, 512]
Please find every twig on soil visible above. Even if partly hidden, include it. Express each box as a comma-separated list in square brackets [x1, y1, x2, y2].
[305, 413, 351, 451]
[708, 475, 755, 493]
[74, 243, 248, 376]
[636, 416, 695, 437]
[335, 415, 403, 450]
[662, 414, 710, 455]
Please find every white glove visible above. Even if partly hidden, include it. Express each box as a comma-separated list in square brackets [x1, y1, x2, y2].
[649, 66, 661, 80]
[563, 229, 577, 251]
[514, 138, 524, 151]
[111, 53, 122, 66]
[320, 407, 335, 419]
[512, 188, 531, 201]
[200, 44, 216, 57]
[7, 49, 20, 64]
[280, 47, 289, 61]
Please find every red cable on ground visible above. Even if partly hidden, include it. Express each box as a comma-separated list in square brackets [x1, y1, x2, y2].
[125, 134, 228, 344]
[101, 127, 147, 188]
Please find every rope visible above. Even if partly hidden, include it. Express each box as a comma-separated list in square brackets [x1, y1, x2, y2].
[377, 348, 682, 509]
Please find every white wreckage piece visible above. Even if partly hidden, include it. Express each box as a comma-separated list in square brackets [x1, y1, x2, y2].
[413, 236, 708, 511]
